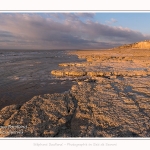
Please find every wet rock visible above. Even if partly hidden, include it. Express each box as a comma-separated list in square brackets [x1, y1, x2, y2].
[51, 70, 64, 76]
[65, 71, 87, 76]
[51, 70, 87, 77]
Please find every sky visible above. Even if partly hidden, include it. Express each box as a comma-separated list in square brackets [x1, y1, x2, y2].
[0, 12, 150, 50]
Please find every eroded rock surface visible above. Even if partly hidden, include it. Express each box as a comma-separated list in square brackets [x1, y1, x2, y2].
[0, 76, 150, 137]
[0, 93, 77, 137]
[51, 48, 150, 78]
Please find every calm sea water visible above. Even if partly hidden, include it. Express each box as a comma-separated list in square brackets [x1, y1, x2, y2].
[0, 50, 81, 109]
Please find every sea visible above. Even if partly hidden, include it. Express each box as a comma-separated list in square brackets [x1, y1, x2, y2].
[0, 49, 82, 109]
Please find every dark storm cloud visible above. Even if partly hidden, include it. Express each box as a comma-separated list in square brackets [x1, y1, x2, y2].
[0, 13, 149, 49]
[70, 20, 150, 42]
[0, 31, 14, 38]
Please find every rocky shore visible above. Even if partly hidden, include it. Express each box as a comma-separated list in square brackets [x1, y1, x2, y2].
[0, 41, 150, 137]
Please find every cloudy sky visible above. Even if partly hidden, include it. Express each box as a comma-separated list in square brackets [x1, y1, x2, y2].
[0, 12, 150, 50]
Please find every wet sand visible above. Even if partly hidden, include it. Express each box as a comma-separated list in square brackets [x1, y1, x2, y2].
[0, 50, 83, 109]
[0, 80, 73, 109]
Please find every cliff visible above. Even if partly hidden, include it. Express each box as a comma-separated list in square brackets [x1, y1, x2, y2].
[114, 40, 150, 49]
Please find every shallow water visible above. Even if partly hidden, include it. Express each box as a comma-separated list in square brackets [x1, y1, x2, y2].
[0, 50, 80, 109]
